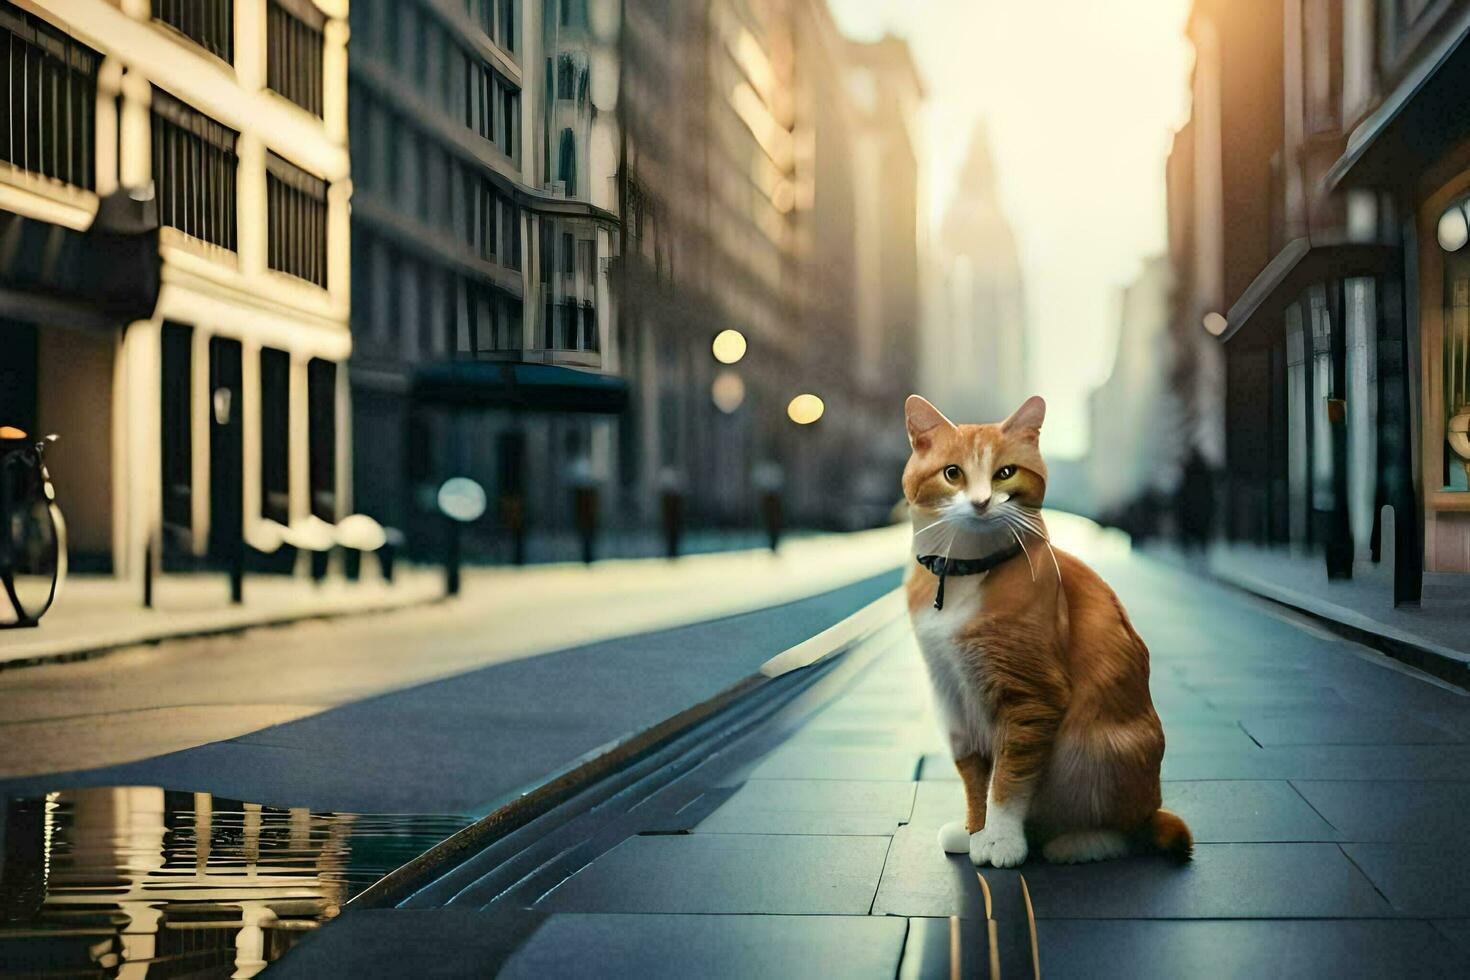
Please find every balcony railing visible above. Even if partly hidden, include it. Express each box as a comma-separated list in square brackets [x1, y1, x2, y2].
[1, 1, 99, 189]
[267, 0, 324, 117]
[153, 0, 233, 63]
[151, 88, 238, 250]
[266, 151, 328, 286]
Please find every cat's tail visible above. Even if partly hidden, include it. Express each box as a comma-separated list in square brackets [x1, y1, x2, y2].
[1144, 809, 1194, 862]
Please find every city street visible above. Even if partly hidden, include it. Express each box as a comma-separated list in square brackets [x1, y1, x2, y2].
[273, 524, 1470, 978]
[5, 519, 1470, 977]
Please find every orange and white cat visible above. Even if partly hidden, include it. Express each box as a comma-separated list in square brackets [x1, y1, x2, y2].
[903, 394, 1191, 867]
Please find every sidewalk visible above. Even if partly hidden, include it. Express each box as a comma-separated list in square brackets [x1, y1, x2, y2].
[272, 527, 1470, 978]
[1149, 540, 1470, 686]
[0, 567, 445, 668]
[0, 527, 889, 670]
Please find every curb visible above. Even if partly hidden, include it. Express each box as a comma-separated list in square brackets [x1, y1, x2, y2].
[0, 590, 445, 673]
[347, 587, 907, 911]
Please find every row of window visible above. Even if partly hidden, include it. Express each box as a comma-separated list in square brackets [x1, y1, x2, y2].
[351, 225, 525, 358]
[154, 0, 324, 118]
[351, 87, 523, 271]
[465, 0, 518, 52]
[351, 0, 520, 160]
[1, 1, 98, 190]
[151, 88, 329, 287]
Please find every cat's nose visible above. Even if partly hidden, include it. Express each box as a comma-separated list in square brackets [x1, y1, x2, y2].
[970, 497, 991, 514]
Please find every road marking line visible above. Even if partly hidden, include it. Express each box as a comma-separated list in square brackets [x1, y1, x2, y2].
[1020, 872, 1041, 979]
[977, 871, 1001, 980]
[950, 915, 962, 980]
[758, 589, 905, 677]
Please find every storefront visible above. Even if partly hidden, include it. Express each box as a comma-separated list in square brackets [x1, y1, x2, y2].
[1325, 7, 1470, 593]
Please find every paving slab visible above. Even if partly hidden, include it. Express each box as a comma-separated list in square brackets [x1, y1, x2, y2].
[1292, 780, 1470, 841]
[1161, 780, 1338, 842]
[870, 825, 987, 919]
[692, 778, 916, 836]
[745, 745, 922, 782]
[1035, 918, 1467, 979]
[1239, 712, 1464, 746]
[1341, 843, 1470, 915]
[502, 913, 908, 980]
[1021, 844, 1390, 919]
[536, 833, 893, 915]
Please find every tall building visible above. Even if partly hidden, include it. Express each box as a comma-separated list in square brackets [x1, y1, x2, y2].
[0, 0, 353, 581]
[1087, 255, 1179, 533]
[617, 0, 923, 532]
[346, 0, 625, 559]
[927, 124, 1027, 425]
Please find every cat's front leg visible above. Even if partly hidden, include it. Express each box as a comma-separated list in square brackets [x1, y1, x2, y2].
[969, 704, 1061, 868]
[938, 752, 990, 853]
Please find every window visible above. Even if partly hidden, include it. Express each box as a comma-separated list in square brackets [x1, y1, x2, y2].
[160, 322, 193, 544]
[307, 359, 336, 521]
[153, 0, 233, 62]
[557, 54, 575, 99]
[266, 152, 328, 286]
[558, 128, 576, 194]
[501, 0, 516, 51]
[151, 88, 239, 250]
[1, 2, 99, 189]
[267, 0, 325, 117]
[259, 348, 290, 524]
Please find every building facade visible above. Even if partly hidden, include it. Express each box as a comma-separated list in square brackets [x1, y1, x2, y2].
[925, 124, 1027, 427]
[616, 0, 922, 535]
[0, 0, 354, 581]
[1165, 0, 1470, 604]
[346, 0, 624, 560]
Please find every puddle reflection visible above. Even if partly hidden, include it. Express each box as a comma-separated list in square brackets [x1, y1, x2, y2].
[0, 787, 470, 978]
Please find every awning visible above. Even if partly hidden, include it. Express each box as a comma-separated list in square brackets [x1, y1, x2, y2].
[412, 360, 629, 413]
[1325, 7, 1470, 190]
[0, 191, 160, 330]
[1219, 237, 1399, 345]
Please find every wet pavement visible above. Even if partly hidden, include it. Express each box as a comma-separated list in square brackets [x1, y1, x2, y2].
[0, 787, 470, 978]
[268, 544, 1470, 978]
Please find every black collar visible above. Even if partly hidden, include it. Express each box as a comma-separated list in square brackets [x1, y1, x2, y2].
[915, 541, 1024, 611]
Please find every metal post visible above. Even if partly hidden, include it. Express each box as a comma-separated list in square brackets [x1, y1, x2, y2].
[445, 516, 462, 597]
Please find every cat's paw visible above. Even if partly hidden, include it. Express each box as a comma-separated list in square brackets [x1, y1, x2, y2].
[969, 826, 1028, 868]
[938, 820, 971, 854]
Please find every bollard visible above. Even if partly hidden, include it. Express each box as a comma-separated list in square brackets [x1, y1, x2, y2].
[761, 490, 782, 552]
[660, 489, 684, 559]
[444, 516, 462, 596]
[575, 486, 599, 564]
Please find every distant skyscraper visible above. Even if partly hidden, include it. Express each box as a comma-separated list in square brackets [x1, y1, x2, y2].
[926, 124, 1027, 423]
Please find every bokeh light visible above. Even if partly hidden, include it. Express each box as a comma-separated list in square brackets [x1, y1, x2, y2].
[786, 393, 824, 425]
[711, 371, 746, 413]
[711, 329, 748, 364]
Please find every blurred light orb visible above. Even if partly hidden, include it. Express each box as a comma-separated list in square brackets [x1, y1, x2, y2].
[711, 329, 747, 364]
[1202, 312, 1228, 336]
[787, 393, 824, 425]
[711, 370, 746, 413]
[1439, 205, 1469, 252]
[437, 477, 487, 523]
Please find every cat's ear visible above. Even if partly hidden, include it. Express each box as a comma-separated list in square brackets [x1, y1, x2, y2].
[1002, 395, 1046, 441]
[905, 395, 954, 451]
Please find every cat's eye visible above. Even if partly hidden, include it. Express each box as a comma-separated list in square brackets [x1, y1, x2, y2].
[943, 465, 963, 483]
[994, 465, 1018, 481]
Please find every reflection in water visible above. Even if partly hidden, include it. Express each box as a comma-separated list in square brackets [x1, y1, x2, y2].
[0, 788, 470, 978]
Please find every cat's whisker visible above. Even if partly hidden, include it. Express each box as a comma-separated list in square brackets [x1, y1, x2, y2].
[1043, 538, 1064, 586]
[1006, 525, 1037, 582]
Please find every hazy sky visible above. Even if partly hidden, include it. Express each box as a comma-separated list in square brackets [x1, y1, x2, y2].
[830, 0, 1194, 457]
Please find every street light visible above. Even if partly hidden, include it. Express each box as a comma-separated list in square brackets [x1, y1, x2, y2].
[786, 393, 824, 425]
[712, 329, 747, 365]
[711, 370, 745, 413]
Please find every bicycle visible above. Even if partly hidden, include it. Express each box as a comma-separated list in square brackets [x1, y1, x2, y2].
[0, 427, 66, 628]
